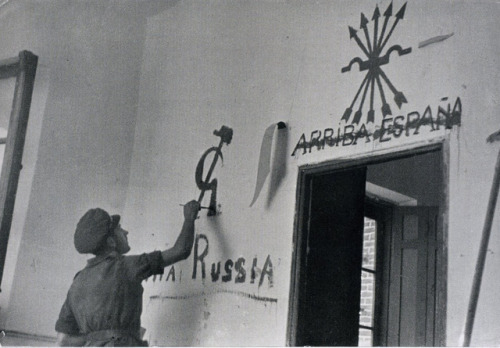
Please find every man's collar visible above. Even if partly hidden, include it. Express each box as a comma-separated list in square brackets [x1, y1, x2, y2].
[87, 251, 119, 267]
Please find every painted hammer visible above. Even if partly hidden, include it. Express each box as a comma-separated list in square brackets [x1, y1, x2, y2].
[462, 129, 500, 346]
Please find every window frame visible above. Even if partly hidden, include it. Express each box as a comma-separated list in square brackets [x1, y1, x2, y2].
[0, 51, 38, 290]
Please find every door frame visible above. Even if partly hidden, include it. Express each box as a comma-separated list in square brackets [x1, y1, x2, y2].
[286, 141, 449, 346]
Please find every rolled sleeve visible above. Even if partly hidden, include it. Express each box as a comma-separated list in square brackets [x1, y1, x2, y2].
[125, 251, 165, 281]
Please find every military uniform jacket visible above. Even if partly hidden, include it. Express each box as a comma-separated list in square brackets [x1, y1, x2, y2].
[55, 251, 165, 346]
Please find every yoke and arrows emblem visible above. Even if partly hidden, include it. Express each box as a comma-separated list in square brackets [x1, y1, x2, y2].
[195, 125, 233, 216]
[341, 2, 411, 124]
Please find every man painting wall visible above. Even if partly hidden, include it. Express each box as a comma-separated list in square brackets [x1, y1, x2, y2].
[55, 200, 200, 346]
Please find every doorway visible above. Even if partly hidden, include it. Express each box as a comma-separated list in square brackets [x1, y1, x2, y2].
[287, 144, 447, 346]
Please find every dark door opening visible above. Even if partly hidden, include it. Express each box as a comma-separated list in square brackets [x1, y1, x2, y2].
[294, 167, 367, 346]
[288, 146, 446, 346]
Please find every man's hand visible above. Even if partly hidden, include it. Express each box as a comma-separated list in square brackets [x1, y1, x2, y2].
[161, 200, 200, 266]
[183, 200, 200, 221]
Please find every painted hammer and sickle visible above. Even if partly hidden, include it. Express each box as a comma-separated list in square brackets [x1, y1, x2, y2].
[195, 126, 233, 216]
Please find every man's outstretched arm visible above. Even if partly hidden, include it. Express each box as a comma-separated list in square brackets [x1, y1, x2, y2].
[161, 200, 200, 267]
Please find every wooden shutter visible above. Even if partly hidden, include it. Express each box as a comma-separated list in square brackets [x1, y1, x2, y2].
[387, 206, 438, 346]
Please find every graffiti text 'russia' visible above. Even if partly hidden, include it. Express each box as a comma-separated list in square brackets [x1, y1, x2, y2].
[149, 234, 274, 289]
[192, 234, 273, 288]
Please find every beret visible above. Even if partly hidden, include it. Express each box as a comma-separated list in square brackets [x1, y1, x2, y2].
[74, 208, 121, 254]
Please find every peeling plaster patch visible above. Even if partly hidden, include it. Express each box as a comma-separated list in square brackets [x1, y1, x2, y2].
[150, 289, 278, 304]
[418, 33, 454, 48]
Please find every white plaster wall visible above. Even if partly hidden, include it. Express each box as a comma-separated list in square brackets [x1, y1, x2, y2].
[0, 0, 497, 347]
[124, 1, 500, 346]
[123, 3, 300, 344]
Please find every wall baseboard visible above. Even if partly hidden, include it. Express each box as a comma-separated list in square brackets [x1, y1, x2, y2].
[0, 329, 57, 346]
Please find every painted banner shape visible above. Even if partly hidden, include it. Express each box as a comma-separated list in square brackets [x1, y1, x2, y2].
[250, 122, 287, 207]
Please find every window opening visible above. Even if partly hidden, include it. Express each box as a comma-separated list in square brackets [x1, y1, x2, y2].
[359, 216, 377, 346]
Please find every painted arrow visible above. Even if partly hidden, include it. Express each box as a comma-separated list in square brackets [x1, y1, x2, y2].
[374, 71, 392, 117]
[342, 71, 371, 122]
[372, 5, 381, 56]
[360, 13, 372, 54]
[349, 26, 370, 58]
[341, 2, 412, 125]
[379, 2, 407, 54]
[368, 70, 376, 123]
[377, 1, 393, 53]
[352, 70, 373, 124]
[377, 67, 408, 108]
